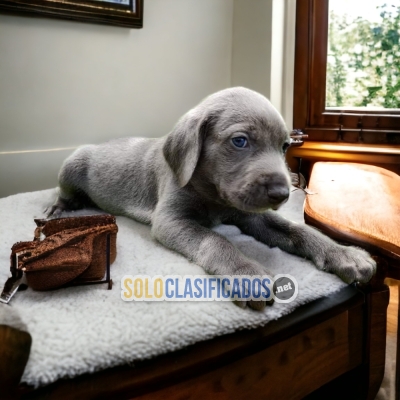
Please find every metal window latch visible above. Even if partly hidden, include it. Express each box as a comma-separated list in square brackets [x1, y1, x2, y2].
[288, 130, 316, 195]
[290, 129, 308, 146]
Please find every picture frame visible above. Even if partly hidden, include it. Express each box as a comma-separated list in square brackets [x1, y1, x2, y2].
[0, 0, 143, 28]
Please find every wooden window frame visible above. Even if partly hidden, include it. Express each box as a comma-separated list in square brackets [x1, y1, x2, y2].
[293, 0, 400, 144]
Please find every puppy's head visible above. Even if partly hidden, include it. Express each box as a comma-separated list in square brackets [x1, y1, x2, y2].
[163, 87, 291, 213]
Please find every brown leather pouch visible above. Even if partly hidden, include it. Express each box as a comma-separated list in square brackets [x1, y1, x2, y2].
[1, 214, 118, 303]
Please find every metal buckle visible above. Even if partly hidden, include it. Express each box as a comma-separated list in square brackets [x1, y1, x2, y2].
[0, 251, 26, 304]
[0, 275, 24, 304]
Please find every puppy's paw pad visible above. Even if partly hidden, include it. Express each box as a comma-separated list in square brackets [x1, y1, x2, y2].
[233, 299, 247, 309]
[248, 298, 274, 311]
[248, 300, 266, 311]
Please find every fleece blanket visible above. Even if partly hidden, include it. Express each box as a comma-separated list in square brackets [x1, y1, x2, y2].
[0, 188, 347, 388]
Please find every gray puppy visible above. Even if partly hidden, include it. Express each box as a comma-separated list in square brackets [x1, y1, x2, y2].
[49, 87, 376, 310]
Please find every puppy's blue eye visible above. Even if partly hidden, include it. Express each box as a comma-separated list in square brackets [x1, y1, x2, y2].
[232, 137, 248, 148]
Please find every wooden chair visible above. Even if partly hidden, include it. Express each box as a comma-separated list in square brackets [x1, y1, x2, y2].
[304, 161, 400, 399]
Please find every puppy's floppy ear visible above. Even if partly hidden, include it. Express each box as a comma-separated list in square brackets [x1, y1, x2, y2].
[163, 109, 211, 187]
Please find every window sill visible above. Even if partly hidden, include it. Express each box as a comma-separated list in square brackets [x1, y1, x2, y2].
[287, 141, 400, 170]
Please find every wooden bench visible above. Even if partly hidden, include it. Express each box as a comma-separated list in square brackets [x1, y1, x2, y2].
[0, 280, 387, 399]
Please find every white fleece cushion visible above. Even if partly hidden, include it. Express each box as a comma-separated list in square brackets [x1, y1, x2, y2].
[0, 188, 346, 388]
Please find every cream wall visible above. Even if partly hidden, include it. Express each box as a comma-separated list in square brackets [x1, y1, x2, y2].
[231, 0, 295, 125]
[0, 0, 234, 197]
[231, 0, 273, 100]
[0, 0, 296, 198]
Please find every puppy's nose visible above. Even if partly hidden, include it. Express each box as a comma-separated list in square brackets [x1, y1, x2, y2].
[267, 185, 289, 204]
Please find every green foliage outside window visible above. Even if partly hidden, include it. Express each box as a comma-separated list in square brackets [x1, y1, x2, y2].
[326, 3, 400, 108]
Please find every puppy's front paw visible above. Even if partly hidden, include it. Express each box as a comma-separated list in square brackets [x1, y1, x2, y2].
[231, 263, 275, 311]
[317, 246, 376, 284]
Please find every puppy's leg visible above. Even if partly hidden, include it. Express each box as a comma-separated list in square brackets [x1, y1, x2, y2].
[232, 212, 376, 284]
[47, 147, 93, 217]
[152, 215, 273, 310]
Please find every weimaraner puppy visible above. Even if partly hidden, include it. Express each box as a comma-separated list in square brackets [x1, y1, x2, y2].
[48, 87, 376, 310]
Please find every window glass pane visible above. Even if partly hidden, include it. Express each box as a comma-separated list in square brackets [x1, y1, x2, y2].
[326, 0, 400, 109]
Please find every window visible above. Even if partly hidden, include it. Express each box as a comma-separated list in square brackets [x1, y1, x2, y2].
[293, 0, 400, 144]
[327, 0, 400, 110]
